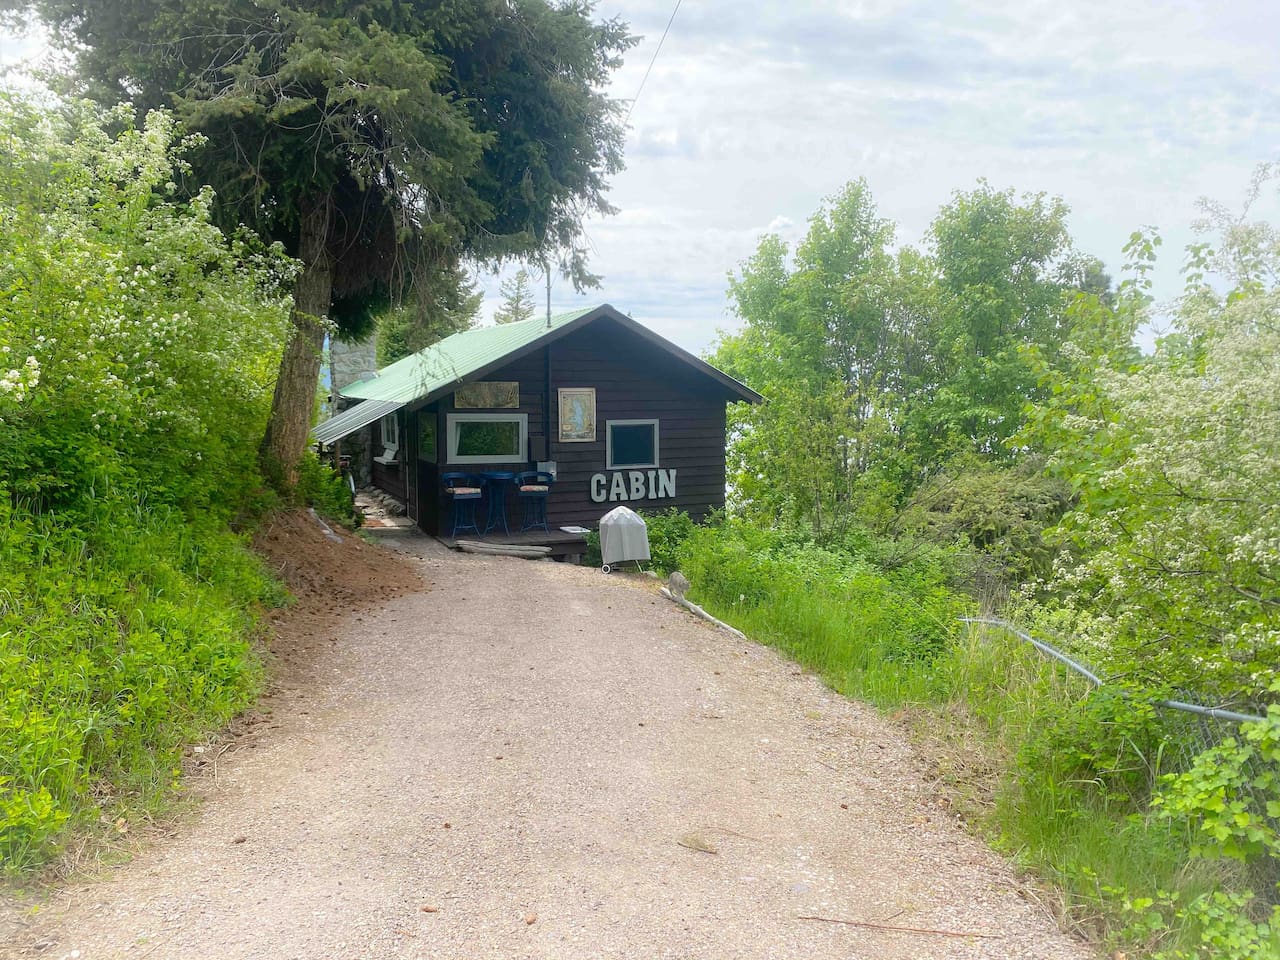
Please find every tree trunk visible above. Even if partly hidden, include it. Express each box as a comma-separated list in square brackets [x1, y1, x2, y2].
[260, 193, 334, 489]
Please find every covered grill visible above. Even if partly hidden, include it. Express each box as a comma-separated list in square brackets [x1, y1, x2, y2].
[598, 505, 650, 573]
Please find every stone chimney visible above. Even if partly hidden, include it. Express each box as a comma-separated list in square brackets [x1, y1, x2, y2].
[328, 333, 379, 487]
[330, 333, 379, 394]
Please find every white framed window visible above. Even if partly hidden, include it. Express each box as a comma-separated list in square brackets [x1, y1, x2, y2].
[606, 419, 659, 469]
[380, 413, 400, 452]
[447, 413, 528, 464]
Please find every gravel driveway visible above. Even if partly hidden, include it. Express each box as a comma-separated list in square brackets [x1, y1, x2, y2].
[3, 532, 1090, 959]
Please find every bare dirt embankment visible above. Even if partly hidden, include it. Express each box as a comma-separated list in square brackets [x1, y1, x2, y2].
[252, 510, 425, 685]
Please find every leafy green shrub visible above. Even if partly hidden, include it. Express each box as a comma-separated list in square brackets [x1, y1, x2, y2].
[1156, 708, 1280, 864]
[583, 529, 601, 568]
[900, 457, 1073, 586]
[638, 508, 698, 574]
[1016, 690, 1166, 806]
[1128, 691, 1280, 958]
[296, 452, 360, 528]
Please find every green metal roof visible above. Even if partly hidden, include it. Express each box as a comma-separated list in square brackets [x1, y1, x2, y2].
[340, 307, 595, 405]
[339, 303, 762, 407]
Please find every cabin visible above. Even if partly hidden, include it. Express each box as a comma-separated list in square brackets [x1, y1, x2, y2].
[313, 304, 761, 552]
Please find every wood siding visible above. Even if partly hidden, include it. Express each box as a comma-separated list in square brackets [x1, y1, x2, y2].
[546, 320, 726, 526]
[417, 316, 734, 534]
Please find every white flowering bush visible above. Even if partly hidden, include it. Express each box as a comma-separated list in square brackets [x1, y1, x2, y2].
[1030, 201, 1280, 704]
[0, 353, 39, 401]
[1017, 187, 1280, 958]
[0, 96, 295, 872]
[0, 97, 295, 510]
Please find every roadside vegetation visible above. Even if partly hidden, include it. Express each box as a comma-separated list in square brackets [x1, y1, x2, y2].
[640, 175, 1279, 958]
[0, 98, 299, 875]
[1, 0, 632, 878]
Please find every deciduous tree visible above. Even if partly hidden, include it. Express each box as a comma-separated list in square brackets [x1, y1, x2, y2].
[713, 179, 1095, 537]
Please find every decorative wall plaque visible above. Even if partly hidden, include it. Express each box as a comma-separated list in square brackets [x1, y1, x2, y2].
[454, 381, 520, 409]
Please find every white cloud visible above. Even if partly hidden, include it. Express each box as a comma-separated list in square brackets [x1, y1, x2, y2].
[489, 0, 1280, 356]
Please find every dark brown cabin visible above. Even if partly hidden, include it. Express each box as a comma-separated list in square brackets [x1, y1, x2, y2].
[313, 304, 761, 548]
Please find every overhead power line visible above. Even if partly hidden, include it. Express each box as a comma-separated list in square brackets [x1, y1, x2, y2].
[625, 0, 682, 127]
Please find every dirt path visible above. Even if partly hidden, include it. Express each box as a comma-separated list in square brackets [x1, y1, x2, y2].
[3, 531, 1090, 959]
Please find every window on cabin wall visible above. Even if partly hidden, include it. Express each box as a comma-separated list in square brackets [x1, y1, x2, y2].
[376, 413, 400, 464]
[606, 419, 659, 469]
[447, 413, 528, 464]
[380, 414, 399, 450]
[418, 415, 437, 462]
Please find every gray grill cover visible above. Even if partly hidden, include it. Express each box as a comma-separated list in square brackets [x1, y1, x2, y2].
[599, 506, 651, 565]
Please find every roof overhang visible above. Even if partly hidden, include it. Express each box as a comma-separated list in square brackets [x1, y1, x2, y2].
[311, 398, 404, 445]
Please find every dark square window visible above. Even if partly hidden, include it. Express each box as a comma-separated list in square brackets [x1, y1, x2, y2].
[607, 420, 658, 469]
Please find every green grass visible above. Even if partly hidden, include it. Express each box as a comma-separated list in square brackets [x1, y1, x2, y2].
[0, 494, 282, 875]
[678, 522, 966, 707]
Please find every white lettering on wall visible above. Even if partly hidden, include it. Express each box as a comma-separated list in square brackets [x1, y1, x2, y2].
[609, 472, 628, 502]
[590, 468, 677, 503]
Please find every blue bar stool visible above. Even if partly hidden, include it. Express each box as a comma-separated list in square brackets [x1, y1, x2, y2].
[515, 471, 554, 532]
[479, 471, 515, 536]
[440, 472, 482, 537]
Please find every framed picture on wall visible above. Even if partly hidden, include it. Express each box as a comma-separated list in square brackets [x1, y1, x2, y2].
[558, 387, 596, 442]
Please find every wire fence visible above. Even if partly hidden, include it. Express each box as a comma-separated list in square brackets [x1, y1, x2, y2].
[961, 617, 1266, 723]
[962, 617, 1279, 897]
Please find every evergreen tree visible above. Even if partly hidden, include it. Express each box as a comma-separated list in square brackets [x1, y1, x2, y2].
[494, 269, 538, 324]
[376, 267, 482, 366]
[10, 0, 634, 485]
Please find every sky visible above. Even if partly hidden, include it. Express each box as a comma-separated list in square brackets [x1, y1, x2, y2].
[480, 0, 1280, 352]
[4, 2, 1278, 355]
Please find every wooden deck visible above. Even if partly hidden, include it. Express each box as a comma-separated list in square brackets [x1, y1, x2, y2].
[435, 528, 589, 561]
